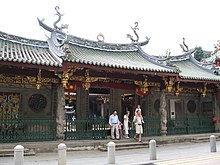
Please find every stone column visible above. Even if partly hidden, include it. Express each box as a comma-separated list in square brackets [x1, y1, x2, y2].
[159, 91, 167, 136]
[56, 85, 65, 140]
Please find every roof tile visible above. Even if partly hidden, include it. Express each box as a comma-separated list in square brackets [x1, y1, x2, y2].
[66, 44, 174, 73]
[0, 33, 62, 67]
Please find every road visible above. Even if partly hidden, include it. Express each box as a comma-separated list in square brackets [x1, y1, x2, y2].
[1, 141, 220, 165]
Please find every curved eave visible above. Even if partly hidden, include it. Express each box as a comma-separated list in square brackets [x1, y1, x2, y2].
[189, 54, 217, 74]
[37, 18, 54, 33]
[173, 59, 220, 82]
[138, 46, 178, 71]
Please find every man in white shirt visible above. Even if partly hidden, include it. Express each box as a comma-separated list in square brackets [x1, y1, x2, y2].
[109, 111, 120, 140]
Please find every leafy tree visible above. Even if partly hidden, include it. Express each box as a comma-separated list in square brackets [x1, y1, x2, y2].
[194, 46, 205, 62]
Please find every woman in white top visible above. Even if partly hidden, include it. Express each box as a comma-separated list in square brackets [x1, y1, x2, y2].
[123, 111, 130, 138]
[133, 110, 144, 142]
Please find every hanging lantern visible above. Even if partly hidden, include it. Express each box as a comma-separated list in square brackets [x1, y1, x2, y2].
[135, 87, 150, 96]
[65, 84, 77, 93]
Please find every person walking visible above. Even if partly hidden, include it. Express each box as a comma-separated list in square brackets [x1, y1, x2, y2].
[135, 105, 141, 115]
[118, 121, 123, 139]
[109, 111, 120, 140]
[123, 110, 130, 138]
[133, 110, 144, 142]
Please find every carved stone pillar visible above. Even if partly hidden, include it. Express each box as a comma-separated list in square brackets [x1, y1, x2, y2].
[56, 85, 65, 140]
[159, 91, 167, 136]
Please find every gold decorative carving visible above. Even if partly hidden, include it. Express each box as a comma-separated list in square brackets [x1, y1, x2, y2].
[68, 69, 99, 90]
[67, 66, 84, 72]
[0, 74, 59, 85]
[82, 69, 98, 90]
[134, 76, 160, 94]
[197, 82, 207, 97]
[55, 66, 83, 88]
[36, 69, 42, 90]
[62, 71, 70, 88]
[0, 93, 20, 120]
[135, 80, 148, 93]
[82, 82, 91, 90]
[163, 77, 176, 92]
[175, 81, 183, 96]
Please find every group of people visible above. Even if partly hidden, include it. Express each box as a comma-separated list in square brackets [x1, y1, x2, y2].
[108, 105, 144, 142]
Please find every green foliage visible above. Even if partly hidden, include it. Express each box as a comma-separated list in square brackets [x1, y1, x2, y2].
[194, 46, 205, 62]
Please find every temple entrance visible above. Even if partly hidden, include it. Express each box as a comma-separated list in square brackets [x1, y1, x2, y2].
[64, 88, 109, 140]
[121, 93, 134, 120]
[89, 88, 110, 119]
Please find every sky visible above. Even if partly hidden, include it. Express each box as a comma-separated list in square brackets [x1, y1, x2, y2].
[0, 0, 220, 55]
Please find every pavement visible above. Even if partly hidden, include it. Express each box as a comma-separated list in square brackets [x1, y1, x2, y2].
[1, 132, 220, 153]
[1, 141, 220, 165]
[1, 133, 220, 165]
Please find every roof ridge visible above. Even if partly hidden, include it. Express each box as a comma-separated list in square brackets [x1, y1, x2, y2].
[189, 54, 219, 75]
[0, 31, 48, 48]
[38, 18, 149, 52]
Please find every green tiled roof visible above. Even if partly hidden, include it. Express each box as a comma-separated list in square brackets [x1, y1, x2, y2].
[0, 31, 62, 67]
[173, 60, 220, 81]
[65, 44, 175, 73]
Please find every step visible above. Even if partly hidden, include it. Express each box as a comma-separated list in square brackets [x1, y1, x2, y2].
[0, 148, 35, 157]
[0, 148, 30, 153]
[98, 141, 148, 151]
[191, 135, 219, 143]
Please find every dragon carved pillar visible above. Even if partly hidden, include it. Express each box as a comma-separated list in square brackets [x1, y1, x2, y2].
[159, 90, 167, 136]
[56, 84, 65, 139]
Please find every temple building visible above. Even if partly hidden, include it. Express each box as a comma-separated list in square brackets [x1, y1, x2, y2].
[1, 7, 220, 142]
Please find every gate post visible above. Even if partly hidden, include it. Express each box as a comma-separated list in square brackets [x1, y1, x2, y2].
[107, 141, 116, 165]
[14, 145, 24, 165]
[149, 140, 157, 160]
[58, 143, 67, 165]
[210, 135, 217, 152]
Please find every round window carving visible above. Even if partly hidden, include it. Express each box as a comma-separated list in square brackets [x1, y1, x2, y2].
[28, 94, 47, 112]
[154, 99, 160, 113]
[187, 100, 196, 113]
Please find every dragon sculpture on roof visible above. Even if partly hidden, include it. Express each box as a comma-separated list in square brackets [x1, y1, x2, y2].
[179, 37, 189, 52]
[127, 22, 150, 45]
[53, 6, 68, 31]
[127, 22, 139, 42]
